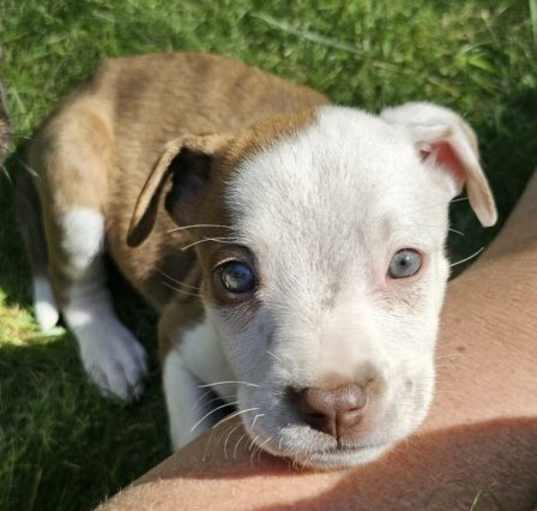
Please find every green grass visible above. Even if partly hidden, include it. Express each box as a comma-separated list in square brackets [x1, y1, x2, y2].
[0, 1, 535, 510]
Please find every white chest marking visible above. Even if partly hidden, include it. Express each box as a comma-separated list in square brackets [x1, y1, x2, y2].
[162, 321, 237, 449]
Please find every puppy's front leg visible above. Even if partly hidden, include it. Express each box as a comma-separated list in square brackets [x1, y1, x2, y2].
[162, 350, 215, 450]
[160, 302, 237, 450]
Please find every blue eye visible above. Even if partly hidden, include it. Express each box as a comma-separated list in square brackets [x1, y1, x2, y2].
[388, 249, 422, 279]
[218, 261, 256, 294]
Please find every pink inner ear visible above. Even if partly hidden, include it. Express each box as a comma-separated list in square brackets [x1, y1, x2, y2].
[430, 141, 466, 183]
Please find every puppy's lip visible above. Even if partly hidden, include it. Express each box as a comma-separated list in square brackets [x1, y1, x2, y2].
[314, 440, 386, 456]
[258, 434, 389, 468]
[296, 442, 389, 469]
[326, 442, 381, 452]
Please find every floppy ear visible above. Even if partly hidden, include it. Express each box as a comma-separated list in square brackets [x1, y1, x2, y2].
[381, 102, 497, 227]
[127, 133, 230, 247]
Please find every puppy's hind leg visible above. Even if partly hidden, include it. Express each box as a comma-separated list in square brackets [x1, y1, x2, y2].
[16, 168, 60, 331]
[32, 109, 148, 401]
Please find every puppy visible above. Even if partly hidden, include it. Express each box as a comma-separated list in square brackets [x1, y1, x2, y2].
[17, 52, 497, 468]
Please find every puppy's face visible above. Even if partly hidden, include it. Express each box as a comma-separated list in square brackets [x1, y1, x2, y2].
[131, 103, 496, 468]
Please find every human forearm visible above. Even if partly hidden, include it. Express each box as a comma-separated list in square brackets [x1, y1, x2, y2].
[98, 173, 537, 511]
[99, 251, 537, 511]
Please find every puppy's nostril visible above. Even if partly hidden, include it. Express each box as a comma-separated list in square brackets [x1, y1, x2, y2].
[289, 383, 368, 439]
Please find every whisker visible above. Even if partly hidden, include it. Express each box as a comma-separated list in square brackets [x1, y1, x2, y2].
[250, 413, 265, 429]
[201, 425, 218, 462]
[449, 227, 465, 236]
[450, 246, 484, 268]
[222, 424, 241, 460]
[233, 434, 246, 460]
[191, 388, 214, 413]
[201, 407, 248, 462]
[250, 443, 263, 466]
[210, 422, 233, 460]
[255, 436, 273, 461]
[199, 380, 260, 389]
[192, 392, 236, 416]
[167, 223, 234, 234]
[211, 406, 259, 430]
[157, 268, 201, 291]
[450, 196, 469, 204]
[162, 280, 201, 299]
[248, 435, 259, 452]
[190, 400, 239, 433]
[181, 237, 235, 252]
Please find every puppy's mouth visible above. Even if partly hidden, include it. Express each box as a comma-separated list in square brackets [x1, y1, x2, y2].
[245, 423, 391, 469]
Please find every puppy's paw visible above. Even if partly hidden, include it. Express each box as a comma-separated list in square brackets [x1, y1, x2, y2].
[79, 322, 148, 401]
[35, 301, 60, 331]
[33, 276, 60, 331]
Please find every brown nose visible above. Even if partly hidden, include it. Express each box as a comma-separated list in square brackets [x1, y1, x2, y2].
[293, 384, 368, 439]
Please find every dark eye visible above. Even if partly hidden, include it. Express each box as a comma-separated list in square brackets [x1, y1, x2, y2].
[388, 249, 422, 279]
[217, 261, 256, 294]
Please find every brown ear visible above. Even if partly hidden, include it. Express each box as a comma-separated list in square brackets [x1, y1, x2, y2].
[127, 134, 230, 247]
[381, 102, 497, 227]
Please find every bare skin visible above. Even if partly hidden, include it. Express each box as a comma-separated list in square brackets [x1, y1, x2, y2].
[98, 173, 537, 511]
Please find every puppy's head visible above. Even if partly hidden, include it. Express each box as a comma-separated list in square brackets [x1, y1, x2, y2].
[129, 103, 496, 468]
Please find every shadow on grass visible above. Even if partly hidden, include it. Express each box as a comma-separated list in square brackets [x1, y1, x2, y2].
[0, 332, 169, 511]
[1, 149, 33, 309]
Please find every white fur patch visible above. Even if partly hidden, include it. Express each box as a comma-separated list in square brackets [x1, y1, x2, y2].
[163, 349, 211, 449]
[179, 321, 236, 399]
[61, 208, 104, 278]
[32, 276, 59, 331]
[64, 291, 148, 400]
[63, 266, 147, 401]
[163, 322, 237, 449]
